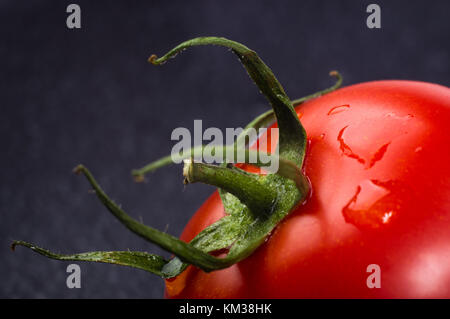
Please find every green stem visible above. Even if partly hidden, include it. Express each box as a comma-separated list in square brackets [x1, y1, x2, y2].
[183, 160, 277, 215]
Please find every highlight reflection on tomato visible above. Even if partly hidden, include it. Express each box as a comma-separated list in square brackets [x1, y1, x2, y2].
[167, 80, 450, 298]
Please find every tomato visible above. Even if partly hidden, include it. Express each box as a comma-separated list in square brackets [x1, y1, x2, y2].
[165, 80, 450, 298]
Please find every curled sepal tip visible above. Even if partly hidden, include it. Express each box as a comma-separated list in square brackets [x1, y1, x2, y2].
[291, 70, 342, 105]
[148, 54, 158, 64]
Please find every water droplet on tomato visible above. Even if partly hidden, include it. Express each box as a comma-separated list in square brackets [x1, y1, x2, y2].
[337, 126, 366, 165]
[342, 180, 400, 230]
[337, 126, 390, 169]
[415, 146, 423, 153]
[327, 104, 350, 115]
[319, 133, 325, 140]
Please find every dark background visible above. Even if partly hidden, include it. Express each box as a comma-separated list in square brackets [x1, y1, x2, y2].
[1, 0, 448, 298]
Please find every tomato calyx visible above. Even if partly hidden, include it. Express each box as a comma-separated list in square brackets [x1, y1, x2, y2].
[11, 37, 342, 280]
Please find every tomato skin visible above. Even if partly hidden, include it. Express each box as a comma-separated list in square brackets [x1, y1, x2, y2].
[166, 80, 450, 298]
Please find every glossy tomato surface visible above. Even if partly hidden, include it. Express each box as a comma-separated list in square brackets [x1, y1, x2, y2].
[166, 80, 450, 298]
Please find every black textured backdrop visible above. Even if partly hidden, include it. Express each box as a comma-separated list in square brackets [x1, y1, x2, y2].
[1, 0, 449, 298]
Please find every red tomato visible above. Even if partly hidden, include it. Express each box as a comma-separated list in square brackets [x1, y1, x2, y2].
[166, 80, 450, 298]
